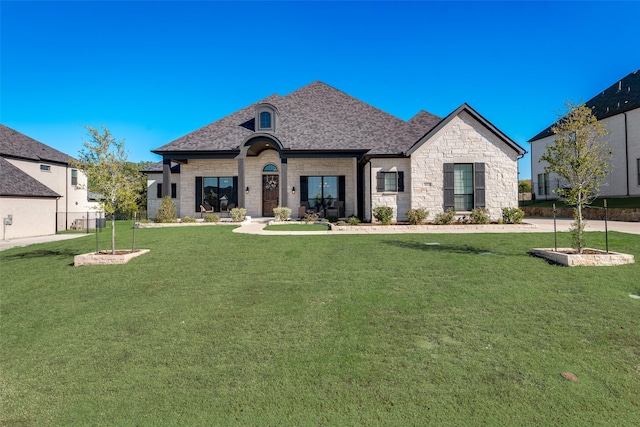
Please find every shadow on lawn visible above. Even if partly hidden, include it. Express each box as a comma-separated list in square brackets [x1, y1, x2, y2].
[384, 239, 495, 255]
[2, 248, 78, 260]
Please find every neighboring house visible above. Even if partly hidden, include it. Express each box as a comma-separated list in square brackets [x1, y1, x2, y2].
[149, 81, 526, 222]
[529, 70, 640, 200]
[0, 124, 100, 239]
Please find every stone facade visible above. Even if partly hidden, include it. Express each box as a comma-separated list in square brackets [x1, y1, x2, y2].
[408, 112, 520, 221]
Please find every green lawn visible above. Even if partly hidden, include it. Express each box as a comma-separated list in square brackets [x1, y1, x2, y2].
[2, 224, 639, 426]
[263, 223, 331, 231]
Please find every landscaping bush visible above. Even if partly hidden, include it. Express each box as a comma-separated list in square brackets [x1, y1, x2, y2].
[469, 207, 490, 224]
[204, 214, 220, 223]
[372, 206, 393, 225]
[502, 207, 525, 224]
[433, 208, 456, 225]
[325, 215, 338, 223]
[405, 208, 429, 225]
[156, 196, 177, 223]
[303, 212, 319, 223]
[230, 207, 247, 222]
[273, 206, 291, 221]
[181, 216, 196, 223]
[348, 216, 361, 226]
[336, 220, 347, 226]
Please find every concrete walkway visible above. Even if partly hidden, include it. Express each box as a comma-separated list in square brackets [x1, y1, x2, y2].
[0, 233, 90, 251]
[1, 217, 637, 251]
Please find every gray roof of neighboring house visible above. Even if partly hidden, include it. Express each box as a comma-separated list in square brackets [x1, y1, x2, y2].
[0, 157, 60, 198]
[153, 81, 444, 156]
[142, 161, 181, 174]
[530, 70, 640, 142]
[0, 124, 71, 164]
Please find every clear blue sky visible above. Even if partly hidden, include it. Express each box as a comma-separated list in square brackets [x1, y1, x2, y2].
[2, 1, 639, 179]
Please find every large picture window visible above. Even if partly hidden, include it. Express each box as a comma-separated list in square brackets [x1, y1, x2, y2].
[202, 177, 237, 211]
[537, 173, 549, 196]
[300, 176, 345, 210]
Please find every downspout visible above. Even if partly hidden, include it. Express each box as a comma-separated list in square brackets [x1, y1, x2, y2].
[368, 160, 373, 222]
[65, 165, 69, 231]
[624, 112, 630, 196]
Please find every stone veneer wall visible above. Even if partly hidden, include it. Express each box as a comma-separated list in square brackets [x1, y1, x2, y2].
[410, 111, 520, 221]
[179, 159, 236, 218]
[287, 157, 357, 217]
[522, 206, 640, 222]
[367, 158, 411, 222]
[146, 172, 181, 220]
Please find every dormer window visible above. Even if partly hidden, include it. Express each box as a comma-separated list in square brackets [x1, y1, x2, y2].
[255, 103, 278, 132]
[260, 111, 272, 129]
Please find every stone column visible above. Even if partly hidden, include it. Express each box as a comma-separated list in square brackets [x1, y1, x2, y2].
[238, 158, 245, 208]
[162, 158, 171, 197]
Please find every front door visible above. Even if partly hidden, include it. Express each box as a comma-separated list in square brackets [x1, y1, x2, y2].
[262, 174, 279, 216]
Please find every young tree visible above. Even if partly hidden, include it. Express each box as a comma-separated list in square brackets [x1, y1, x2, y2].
[72, 125, 138, 254]
[540, 102, 611, 253]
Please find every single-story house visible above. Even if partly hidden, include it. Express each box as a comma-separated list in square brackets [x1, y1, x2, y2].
[0, 124, 100, 239]
[147, 81, 526, 222]
[529, 70, 640, 199]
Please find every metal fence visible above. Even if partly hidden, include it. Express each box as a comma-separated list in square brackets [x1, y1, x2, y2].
[56, 211, 107, 233]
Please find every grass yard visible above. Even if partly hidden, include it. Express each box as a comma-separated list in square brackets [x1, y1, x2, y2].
[263, 223, 331, 231]
[1, 224, 639, 426]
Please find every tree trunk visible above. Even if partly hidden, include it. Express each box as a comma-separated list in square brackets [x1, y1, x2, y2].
[111, 215, 116, 255]
[577, 203, 583, 254]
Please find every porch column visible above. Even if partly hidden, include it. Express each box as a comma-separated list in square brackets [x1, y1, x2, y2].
[162, 158, 172, 197]
[238, 158, 245, 208]
[280, 158, 288, 208]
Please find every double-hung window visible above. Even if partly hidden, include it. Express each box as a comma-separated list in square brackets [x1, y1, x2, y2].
[454, 164, 474, 211]
[376, 171, 405, 193]
[537, 173, 549, 196]
[71, 169, 78, 186]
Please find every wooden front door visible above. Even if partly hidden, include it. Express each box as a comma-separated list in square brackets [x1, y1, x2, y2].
[262, 174, 279, 216]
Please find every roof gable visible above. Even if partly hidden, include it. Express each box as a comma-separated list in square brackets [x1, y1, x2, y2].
[0, 124, 70, 164]
[0, 157, 60, 198]
[530, 70, 640, 142]
[405, 103, 526, 156]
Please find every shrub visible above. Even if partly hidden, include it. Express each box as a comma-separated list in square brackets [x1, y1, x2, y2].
[433, 208, 456, 225]
[336, 220, 347, 226]
[156, 196, 177, 223]
[273, 206, 291, 221]
[406, 208, 429, 225]
[372, 206, 394, 225]
[204, 214, 220, 223]
[469, 207, 490, 224]
[230, 207, 247, 222]
[182, 216, 196, 223]
[325, 215, 338, 223]
[348, 216, 361, 226]
[303, 212, 319, 223]
[502, 207, 524, 224]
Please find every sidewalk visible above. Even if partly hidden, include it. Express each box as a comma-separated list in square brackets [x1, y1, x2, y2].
[0, 233, 90, 251]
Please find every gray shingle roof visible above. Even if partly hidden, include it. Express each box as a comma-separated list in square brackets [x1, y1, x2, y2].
[0, 124, 71, 164]
[530, 70, 640, 142]
[0, 157, 60, 198]
[142, 161, 181, 173]
[153, 81, 445, 156]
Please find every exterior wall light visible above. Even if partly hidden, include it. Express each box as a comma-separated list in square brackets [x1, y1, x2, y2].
[245, 187, 250, 194]
[292, 186, 296, 194]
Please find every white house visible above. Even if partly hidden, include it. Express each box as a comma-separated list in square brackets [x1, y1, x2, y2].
[529, 70, 640, 200]
[0, 124, 100, 239]
[147, 82, 526, 222]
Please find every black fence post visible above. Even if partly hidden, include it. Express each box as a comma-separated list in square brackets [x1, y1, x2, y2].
[604, 199, 609, 253]
[553, 203, 557, 252]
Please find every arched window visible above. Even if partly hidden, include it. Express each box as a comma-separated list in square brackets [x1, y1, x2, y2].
[260, 112, 271, 129]
[263, 164, 278, 172]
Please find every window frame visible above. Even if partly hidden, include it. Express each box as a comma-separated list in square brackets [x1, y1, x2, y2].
[637, 159, 640, 186]
[259, 111, 272, 129]
[40, 164, 51, 172]
[157, 182, 177, 198]
[453, 164, 474, 211]
[71, 169, 78, 186]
